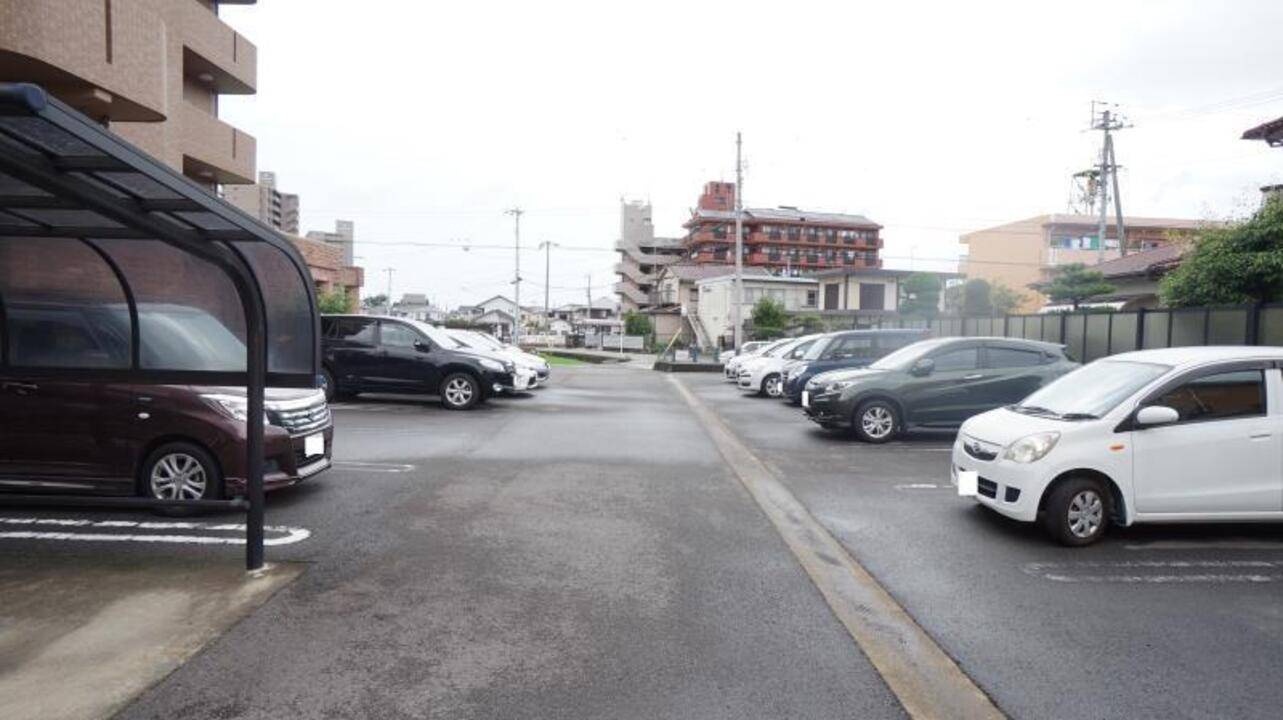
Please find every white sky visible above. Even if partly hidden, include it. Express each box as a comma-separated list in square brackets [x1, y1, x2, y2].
[219, 0, 1283, 310]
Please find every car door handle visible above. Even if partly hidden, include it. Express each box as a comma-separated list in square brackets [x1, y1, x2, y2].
[962, 374, 985, 381]
[1250, 432, 1272, 440]
[2, 381, 38, 395]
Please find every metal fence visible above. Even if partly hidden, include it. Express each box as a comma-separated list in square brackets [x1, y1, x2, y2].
[863, 304, 1283, 363]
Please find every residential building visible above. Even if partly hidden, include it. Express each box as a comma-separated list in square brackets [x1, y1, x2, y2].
[645, 263, 770, 347]
[813, 267, 959, 315]
[696, 274, 819, 349]
[683, 181, 883, 274]
[550, 297, 619, 325]
[614, 199, 685, 313]
[390, 293, 446, 323]
[1050, 244, 1186, 311]
[0, 0, 258, 189]
[307, 220, 356, 266]
[959, 214, 1206, 312]
[289, 234, 363, 312]
[225, 170, 300, 234]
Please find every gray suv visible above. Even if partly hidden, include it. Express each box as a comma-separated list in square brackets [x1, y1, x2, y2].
[802, 337, 1078, 442]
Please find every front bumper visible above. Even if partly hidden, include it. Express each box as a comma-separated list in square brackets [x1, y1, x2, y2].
[224, 423, 334, 495]
[950, 439, 1041, 522]
[802, 390, 852, 426]
[495, 368, 538, 393]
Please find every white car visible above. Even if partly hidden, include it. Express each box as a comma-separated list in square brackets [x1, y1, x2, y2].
[952, 346, 1283, 546]
[723, 338, 788, 382]
[737, 334, 823, 397]
[447, 329, 551, 388]
[719, 341, 769, 365]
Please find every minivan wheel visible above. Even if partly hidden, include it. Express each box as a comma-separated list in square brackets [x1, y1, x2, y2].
[320, 368, 338, 403]
[141, 442, 222, 503]
[762, 374, 782, 398]
[1043, 477, 1110, 546]
[853, 399, 899, 443]
[440, 372, 481, 410]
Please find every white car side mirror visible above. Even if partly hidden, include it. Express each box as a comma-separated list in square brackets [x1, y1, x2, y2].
[1136, 405, 1180, 427]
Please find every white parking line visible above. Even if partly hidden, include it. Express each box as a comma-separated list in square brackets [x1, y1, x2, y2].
[894, 483, 946, 490]
[332, 461, 416, 473]
[0, 517, 310, 546]
[1023, 559, 1283, 583]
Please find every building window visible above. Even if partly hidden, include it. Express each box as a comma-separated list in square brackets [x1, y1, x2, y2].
[805, 289, 817, 307]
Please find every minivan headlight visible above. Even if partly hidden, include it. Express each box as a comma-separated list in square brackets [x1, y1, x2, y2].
[1003, 432, 1060, 463]
[202, 393, 269, 425]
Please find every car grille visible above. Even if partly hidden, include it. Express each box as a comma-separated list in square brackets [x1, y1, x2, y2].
[273, 399, 331, 436]
[978, 478, 998, 499]
[963, 436, 999, 461]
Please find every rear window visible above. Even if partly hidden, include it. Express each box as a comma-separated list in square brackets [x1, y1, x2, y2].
[987, 346, 1044, 368]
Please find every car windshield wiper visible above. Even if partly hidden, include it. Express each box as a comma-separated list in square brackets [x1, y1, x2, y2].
[1058, 412, 1099, 420]
[1012, 404, 1058, 417]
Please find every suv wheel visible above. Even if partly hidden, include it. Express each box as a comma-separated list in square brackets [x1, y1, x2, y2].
[853, 399, 899, 443]
[762, 374, 783, 398]
[441, 372, 481, 410]
[1043, 477, 1109, 546]
[142, 442, 222, 502]
[321, 368, 338, 402]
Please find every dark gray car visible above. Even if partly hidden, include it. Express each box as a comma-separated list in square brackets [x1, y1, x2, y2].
[802, 337, 1078, 442]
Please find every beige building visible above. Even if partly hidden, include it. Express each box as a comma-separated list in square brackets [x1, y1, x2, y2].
[0, 0, 258, 189]
[614, 199, 685, 312]
[696, 274, 819, 348]
[225, 170, 300, 234]
[307, 220, 356, 266]
[959, 214, 1207, 313]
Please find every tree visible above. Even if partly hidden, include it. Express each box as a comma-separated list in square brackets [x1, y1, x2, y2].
[750, 297, 787, 339]
[1042, 263, 1114, 310]
[794, 313, 825, 334]
[623, 310, 652, 336]
[317, 288, 350, 314]
[362, 293, 388, 310]
[990, 282, 1027, 315]
[1161, 198, 1283, 307]
[899, 273, 942, 317]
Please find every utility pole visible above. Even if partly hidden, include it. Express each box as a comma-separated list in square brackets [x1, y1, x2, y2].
[538, 241, 558, 317]
[506, 207, 523, 344]
[732, 131, 744, 352]
[586, 274, 592, 312]
[383, 267, 395, 314]
[1090, 102, 1129, 260]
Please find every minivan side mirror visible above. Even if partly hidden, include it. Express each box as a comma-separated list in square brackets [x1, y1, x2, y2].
[910, 358, 935, 376]
[1136, 405, 1180, 427]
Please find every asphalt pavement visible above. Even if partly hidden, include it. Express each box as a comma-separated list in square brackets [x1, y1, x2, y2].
[2, 365, 1280, 719]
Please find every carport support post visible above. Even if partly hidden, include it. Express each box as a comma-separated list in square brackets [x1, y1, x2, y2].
[233, 258, 269, 572]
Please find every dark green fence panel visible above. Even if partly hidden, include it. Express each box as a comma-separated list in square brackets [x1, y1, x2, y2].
[1085, 314, 1110, 361]
[1109, 312, 1139, 354]
[1260, 307, 1283, 346]
[1143, 311, 1170, 348]
[1064, 314, 1086, 361]
[1170, 310, 1206, 347]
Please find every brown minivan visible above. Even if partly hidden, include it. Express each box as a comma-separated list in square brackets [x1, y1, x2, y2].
[0, 301, 332, 501]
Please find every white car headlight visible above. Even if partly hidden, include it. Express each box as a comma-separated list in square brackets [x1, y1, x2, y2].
[202, 393, 268, 424]
[1002, 432, 1060, 464]
[479, 358, 507, 372]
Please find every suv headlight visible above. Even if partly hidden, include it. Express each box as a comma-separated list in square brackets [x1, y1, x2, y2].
[202, 393, 269, 425]
[823, 379, 856, 393]
[479, 357, 508, 372]
[1002, 432, 1060, 463]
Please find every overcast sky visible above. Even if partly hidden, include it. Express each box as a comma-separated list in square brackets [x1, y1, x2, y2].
[219, 0, 1283, 310]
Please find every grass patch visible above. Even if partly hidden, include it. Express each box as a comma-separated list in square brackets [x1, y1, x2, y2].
[540, 353, 587, 367]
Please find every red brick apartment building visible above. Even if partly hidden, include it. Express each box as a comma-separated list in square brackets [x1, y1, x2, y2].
[683, 181, 883, 273]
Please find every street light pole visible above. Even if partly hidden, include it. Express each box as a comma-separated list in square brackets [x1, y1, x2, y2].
[538, 240, 559, 317]
[506, 207, 523, 344]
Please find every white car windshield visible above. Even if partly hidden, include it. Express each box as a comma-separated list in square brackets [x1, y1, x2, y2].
[1013, 360, 1172, 419]
[759, 339, 792, 357]
[407, 320, 467, 349]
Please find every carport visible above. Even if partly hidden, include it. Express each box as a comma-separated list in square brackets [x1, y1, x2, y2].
[0, 83, 319, 570]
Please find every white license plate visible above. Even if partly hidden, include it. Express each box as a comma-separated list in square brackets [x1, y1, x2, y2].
[957, 469, 978, 497]
[305, 433, 324, 457]
[801, 391, 810, 408]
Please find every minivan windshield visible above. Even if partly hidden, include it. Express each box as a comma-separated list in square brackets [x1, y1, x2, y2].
[802, 335, 834, 361]
[1013, 360, 1171, 419]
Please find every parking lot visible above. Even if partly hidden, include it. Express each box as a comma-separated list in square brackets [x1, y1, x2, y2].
[2, 364, 1282, 719]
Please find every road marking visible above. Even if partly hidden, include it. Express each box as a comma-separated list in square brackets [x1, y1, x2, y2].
[332, 461, 417, 473]
[669, 376, 1003, 720]
[895, 483, 945, 490]
[1124, 540, 1283, 551]
[0, 517, 310, 546]
[1023, 559, 1283, 583]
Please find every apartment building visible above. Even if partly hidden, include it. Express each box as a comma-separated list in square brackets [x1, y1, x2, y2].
[307, 220, 356, 266]
[684, 181, 883, 274]
[614, 199, 685, 313]
[696, 274, 819, 348]
[959, 214, 1207, 313]
[225, 170, 300, 234]
[0, 0, 258, 189]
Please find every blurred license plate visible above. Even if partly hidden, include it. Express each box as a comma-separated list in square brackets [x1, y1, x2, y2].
[801, 391, 810, 408]
[305, 433, 324, 457]
[957, 470, 978, 497]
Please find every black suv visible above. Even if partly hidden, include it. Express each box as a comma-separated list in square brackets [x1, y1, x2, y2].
[321, 315, 526, 410]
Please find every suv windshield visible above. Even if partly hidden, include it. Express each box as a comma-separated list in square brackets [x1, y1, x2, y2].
[407, 320, 466, 349]
[869, 338, 952, 370]
[1013, 360, 1171, 419]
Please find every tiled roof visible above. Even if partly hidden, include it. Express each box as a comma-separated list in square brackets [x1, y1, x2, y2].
[660, 263, 772, 281]
[688, 206, 879, 228]
[1243, 115, 1283, 143]
[1091, 243, 1186, 278]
